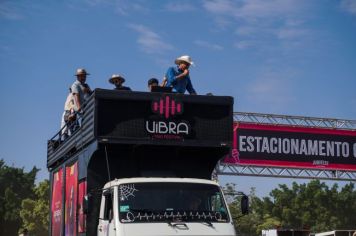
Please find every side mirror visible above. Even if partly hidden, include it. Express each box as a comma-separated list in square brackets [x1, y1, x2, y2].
[240, 195, 249, 215]
[83, 194, 90, 214]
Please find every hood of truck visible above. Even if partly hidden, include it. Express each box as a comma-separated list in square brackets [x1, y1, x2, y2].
[120, 222, 236, 236]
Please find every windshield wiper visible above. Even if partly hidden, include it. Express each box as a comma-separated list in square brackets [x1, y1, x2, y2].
[167, 221, 188, 230]
[201, 220, 214, 227]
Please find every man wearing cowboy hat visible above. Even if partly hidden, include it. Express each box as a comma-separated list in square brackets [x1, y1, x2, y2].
[71, 68, 92, 112]
[109, 74, 131, 91]
[164, 55, 197, 95]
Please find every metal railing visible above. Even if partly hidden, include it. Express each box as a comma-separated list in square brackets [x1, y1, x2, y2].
[47, 96, 96, 168]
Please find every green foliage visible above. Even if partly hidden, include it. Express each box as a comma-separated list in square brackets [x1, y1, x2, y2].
[226, 180, 356, 235]
[224, 185, 262, 236]
[20, 180, 49, 236]
[0, 159, 38, 236]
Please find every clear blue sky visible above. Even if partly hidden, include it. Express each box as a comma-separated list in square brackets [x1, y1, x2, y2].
[1, 0, 356, 197]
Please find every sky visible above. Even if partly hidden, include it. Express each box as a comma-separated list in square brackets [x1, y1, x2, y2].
[0, 0, 356, 197]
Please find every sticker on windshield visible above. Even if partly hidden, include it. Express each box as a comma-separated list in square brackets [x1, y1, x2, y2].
[119, 184, 138, 201]
[120, 205, 130, 212]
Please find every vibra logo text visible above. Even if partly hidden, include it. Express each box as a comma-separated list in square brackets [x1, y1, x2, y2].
[145, 121, 189, 135]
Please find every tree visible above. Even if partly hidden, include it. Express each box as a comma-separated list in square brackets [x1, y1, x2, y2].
[226, 180, 356, 235]
[224, 184, 263, 236]
[20, 180, 50, 236]
[262, 180, 356, 232]
[0, 159, 38, 236]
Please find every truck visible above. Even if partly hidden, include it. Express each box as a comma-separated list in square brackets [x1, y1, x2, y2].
[47, 89, 248, 236]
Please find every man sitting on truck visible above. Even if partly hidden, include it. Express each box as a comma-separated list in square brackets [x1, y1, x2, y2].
[109, 74, 132, 91]
[164, 55, 197, 95]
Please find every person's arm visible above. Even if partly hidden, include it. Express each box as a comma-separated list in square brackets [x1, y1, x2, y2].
[73, 93, 81, 111]
[161, 76, 168, 87]
[186, 77, 197, 95]
[165, 67, 176, 87]
[71, 83, 81, 111]
[165, 67, 189, 87]
[83, 83, 92, 95]
[175, 69, 189, 80]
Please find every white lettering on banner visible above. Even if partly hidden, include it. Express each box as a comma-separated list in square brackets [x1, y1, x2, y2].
[308, 140, 318, 155]
[239, 136, 247, 151]
[291, 139, 299, 154]
[300, 140, 307, 155]
[335, 142, 342, 156]
[342, 143, 349, 157]
[270, 138, 278, 153]
[261, 137, 269, 153]
[247, 136, 254, 152]
[146, 121, 189, 135]
[238, 136, 353, 158]
[283, 138, 290, 154]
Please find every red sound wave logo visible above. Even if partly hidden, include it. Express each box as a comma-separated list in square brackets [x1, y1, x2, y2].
[152, 95, 183, 118]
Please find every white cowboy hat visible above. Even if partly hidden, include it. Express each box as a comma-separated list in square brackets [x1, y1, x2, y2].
[175, 55, 194, 66]
[109, 74, 125, 84]
[75, 68, 90, 76]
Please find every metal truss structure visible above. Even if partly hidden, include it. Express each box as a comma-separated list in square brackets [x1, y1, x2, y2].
[217, 112, 356, 181]
[217, 162, 356, 181]
[233, 112, 356, 130]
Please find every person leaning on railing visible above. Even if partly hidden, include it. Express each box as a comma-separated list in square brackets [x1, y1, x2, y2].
[69, 68, 92, 133]
[72, 68, 92, 112]
[60, 87, 76, 139]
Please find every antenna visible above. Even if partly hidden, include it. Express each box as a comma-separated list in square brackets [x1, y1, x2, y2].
[104, 145, 112, 182]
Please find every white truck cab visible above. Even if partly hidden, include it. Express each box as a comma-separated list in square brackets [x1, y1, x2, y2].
[97, 178, 236, 236]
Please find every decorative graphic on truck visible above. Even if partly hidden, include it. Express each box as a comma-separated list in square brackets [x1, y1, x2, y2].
[51, 168, 63, 236]
[78, 181, 86, 233]
[146, 95, 190, 139]
[151, 95, 183, 119]
[65, 162, 78, 236]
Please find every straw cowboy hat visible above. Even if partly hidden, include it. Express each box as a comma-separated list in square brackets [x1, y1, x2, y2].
[109, 74, 125, 84]
[75, 68, 90, 76]
[175, 55, 194, 66]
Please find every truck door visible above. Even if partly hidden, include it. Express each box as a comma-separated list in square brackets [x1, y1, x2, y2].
[98, 190, 115, 236]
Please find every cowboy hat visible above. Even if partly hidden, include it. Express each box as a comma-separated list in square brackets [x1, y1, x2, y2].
[175, 55, 194, 66]
[75, 68, 90, 76]
[109, 74, 125, 84]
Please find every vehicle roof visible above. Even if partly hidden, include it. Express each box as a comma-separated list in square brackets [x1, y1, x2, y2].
[103, 177, 219, 189]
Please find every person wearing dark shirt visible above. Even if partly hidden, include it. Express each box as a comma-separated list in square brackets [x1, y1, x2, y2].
[164, 55, 197, 95]
[147, 78, 159, 92]
[109, 74, 131, 91]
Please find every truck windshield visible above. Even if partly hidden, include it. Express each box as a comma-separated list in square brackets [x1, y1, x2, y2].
[118, 182, 229, 223]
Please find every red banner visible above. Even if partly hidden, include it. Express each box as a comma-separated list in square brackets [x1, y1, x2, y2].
[78, 181, 87, 233]
[51, 168, 63, 236]
[65, 162, 78, 236]
[223, 122, 356, 170]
